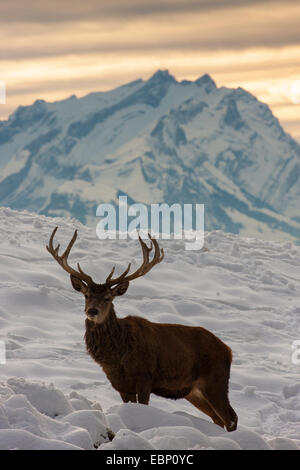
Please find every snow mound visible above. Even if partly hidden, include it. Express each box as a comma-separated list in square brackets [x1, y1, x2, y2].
[0, 378, 112, 450]
[102, 403, 270, 450]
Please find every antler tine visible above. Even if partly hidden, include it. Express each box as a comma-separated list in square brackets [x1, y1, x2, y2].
[137, 235, 151, 268]
[105, 262, 131, 284]
[106, 266, 115, 283]
[61, 229, 78, 258]
[77, 263, 94, 285]
[47, 226, 58, 252]
[46, 227, 94, 286]
[106, 234, 164, 287]
[148, 233, 164, 265]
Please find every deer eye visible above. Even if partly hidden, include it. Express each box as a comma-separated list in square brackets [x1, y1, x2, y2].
[104, 296, 110, 302]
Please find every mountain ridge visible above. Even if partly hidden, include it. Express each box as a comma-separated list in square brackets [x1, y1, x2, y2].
[0, 70, 300, 241]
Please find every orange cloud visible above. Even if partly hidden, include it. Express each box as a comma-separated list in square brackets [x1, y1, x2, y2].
[0, 1, 299, 140]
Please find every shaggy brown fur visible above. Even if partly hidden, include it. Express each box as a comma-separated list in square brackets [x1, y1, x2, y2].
[84, 303, 238, 432]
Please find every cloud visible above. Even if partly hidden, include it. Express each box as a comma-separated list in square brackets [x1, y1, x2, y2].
[1, 1, 300, 64]
[0, 0, 299, 23]
[0, 0, 299, 142]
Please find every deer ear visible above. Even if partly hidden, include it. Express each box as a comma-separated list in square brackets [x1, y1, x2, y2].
[70, 275, 88, 293]
[111, 281, 129, 297]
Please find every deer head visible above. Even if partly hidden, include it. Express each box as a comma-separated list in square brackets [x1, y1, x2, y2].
[46, 227, 164, 324]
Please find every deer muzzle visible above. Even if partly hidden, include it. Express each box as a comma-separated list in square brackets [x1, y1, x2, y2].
[87, 308, 98, 317]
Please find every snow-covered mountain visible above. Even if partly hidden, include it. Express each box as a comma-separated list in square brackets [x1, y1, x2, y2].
[1, 70, 300, 241]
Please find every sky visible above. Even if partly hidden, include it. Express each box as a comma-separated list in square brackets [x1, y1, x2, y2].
[0, 0, 300, 141]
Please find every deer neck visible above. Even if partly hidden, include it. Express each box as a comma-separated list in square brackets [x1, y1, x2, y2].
[84, 304, 126, 363]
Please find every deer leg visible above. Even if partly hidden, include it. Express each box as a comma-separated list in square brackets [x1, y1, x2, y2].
[199, 381, 237, 432]
[136, 381, 151, 405]
[185, 388, 224, 428]
[119, 392, 137, 403]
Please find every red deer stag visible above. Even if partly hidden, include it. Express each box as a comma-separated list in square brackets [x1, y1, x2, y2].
[47, 227, 237, 431]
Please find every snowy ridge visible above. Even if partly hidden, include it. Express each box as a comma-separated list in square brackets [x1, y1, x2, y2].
[0, 208, 300, 449]
[0, 70, 300, 241]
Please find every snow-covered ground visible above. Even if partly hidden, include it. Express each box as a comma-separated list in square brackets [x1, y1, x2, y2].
[0, 206, 300, 450]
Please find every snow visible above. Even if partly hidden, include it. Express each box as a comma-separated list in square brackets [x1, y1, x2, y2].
[0, 378, 112, 450]
[0, 206, 300, 449]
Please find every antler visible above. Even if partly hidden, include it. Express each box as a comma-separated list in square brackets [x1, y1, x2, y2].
[105, 233, 164, 287]
[46, 227, 95, 285]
